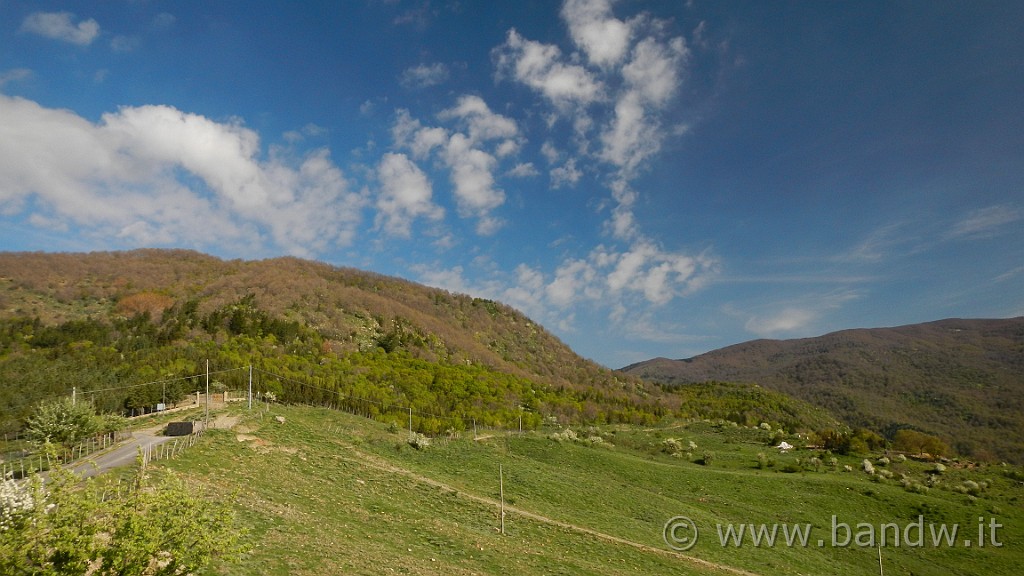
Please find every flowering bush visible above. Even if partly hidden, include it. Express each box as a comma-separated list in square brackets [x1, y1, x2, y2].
[407, 432, 431, 450]
[0, 466, 247, 574]
[0, 478, 35, 532]
[862, 459, 875, 475]
[549, 428, 579, 443]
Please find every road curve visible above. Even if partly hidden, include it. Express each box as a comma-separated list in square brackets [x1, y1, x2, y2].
[68, 427, 175, 479]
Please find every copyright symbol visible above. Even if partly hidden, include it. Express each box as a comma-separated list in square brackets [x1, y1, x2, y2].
[663, 515, 699, 551]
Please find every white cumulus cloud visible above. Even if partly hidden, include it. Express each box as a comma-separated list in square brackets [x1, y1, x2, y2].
[0, 94, 364, 257]
[21, 11, 100, 46]
[493, 29, 604, 107]
[375, 152, 443, 237]
[392, 96, 520, 236]
[561, 0, 633, 67]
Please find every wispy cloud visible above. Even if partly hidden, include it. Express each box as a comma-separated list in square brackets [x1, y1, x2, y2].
[744, 307, 817, 337]
[506, 163, 539, 178]
[392, 1, 435, 30]
[737, 289, 861, 338]
[994, 266, 1024, 283]
[947, 205, 1021, 240]
[21, 11, 100, 46]
[834, 222, 913, 263]
[550, 158, 582, 188]
[0, 68, 32, 88]
[400, 62, 450, 89]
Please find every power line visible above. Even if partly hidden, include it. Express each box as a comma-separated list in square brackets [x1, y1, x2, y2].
[252, 367, 456, 421]
[78, 366, 249, 397]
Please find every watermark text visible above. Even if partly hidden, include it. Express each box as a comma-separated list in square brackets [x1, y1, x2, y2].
[663, 515, 1003, 551]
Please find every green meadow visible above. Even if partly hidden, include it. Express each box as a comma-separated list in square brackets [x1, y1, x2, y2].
[151, 404, 1022, 575]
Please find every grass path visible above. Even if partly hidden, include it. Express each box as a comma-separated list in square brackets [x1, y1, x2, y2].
[329, 437, 760, 576]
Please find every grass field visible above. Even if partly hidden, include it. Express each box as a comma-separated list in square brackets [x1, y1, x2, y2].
[154, 404, 1022, 575]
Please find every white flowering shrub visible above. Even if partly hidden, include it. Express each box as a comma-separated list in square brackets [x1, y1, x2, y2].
[862, 459, 875, 475]
[0, 478, 35, 532]
[549, 429, 578, 443]
[407, 432, 431, 450]
[901, 478, 929, 494]
[0, 466, 247, 575]
[662, 438, 682, 455]
[957, 480, 984, 495]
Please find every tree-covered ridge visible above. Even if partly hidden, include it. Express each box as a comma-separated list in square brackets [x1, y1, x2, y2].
[0, 250, 621, 391]
[0, 287, 835, 440]
[622, 318, 1024, 463]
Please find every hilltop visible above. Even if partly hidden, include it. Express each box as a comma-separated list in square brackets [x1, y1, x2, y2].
[0, 249, 601, 385]
[621, 318, 1024, 462]
[0, 249, 832, 437]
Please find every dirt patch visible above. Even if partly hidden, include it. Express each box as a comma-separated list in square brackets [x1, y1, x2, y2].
[234, 433, 298, 455]
[212, 414, 240, 430]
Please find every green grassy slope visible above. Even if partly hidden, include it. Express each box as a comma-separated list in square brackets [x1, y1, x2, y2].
[157, 404, 1023, 576]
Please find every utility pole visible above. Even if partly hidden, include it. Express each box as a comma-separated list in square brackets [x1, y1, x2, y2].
[205, 359, 210, 429]
[499, 464, 506, 535]
[248, 365, 253, 410]
[71, 386, 76, 407]
[408, 407, 413, 437]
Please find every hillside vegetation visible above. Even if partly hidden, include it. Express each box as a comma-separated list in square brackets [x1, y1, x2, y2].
[0, 250, 832, 438]
[621, 319, 1024, 463]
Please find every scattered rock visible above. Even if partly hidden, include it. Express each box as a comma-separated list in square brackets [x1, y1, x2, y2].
[275, 416, 286, 424]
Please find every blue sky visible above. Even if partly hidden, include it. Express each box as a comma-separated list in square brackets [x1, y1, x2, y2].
[1, 1, 1022, 368]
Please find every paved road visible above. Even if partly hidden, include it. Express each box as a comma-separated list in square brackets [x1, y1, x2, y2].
[68, 427, 175, 479]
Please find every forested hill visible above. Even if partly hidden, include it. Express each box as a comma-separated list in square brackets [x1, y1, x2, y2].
[620, 318, 1024, 462]
[0, 249, 837, 438]
[0, 250, 632, 432]
[0, 249, 606, 384]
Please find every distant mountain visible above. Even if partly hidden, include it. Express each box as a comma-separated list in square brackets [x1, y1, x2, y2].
[621, 318, 1024, 462]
